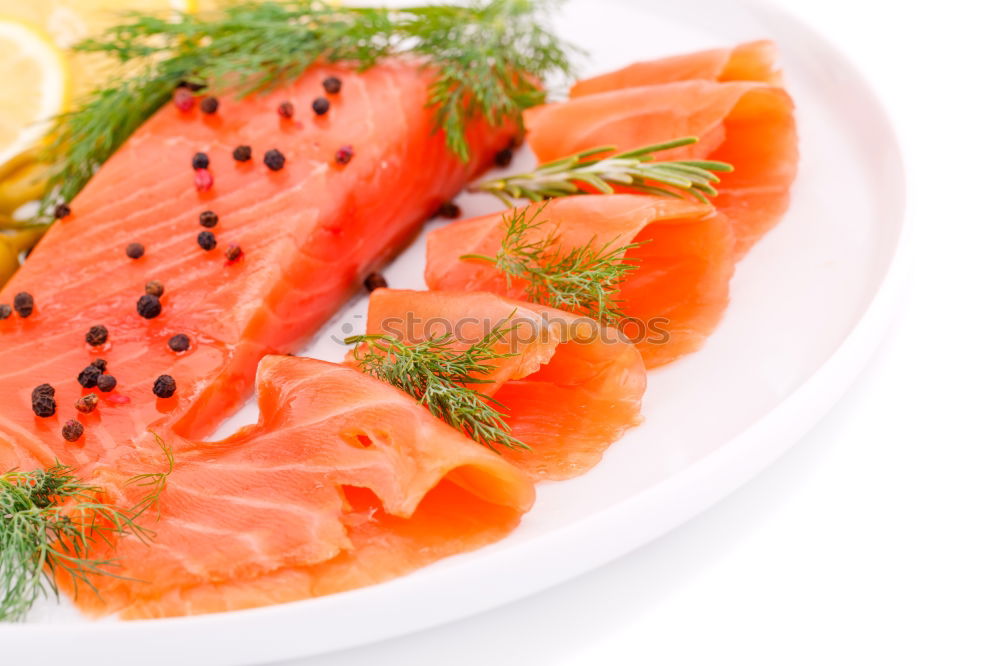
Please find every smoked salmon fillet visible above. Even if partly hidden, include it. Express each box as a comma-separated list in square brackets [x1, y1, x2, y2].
[359, 288, 646, 479]
[0, 61, 515, 473]
[569, 40, 781, 97]
[424, 195, 734, 368]
[68, 355, 534, 618]
[527, 45, 797, 257]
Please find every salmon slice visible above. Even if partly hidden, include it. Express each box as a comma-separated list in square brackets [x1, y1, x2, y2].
[68, 355, 533, 618]
[359, 288, 646, 479]
[0, 61, 514, 474]
[424, 195, 734, 368]
[569, 40, 781, 97]
[527, 70, 797, 257]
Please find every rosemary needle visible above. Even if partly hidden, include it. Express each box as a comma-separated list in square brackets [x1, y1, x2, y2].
[346, 321, 528, 452]
[471, 138, 734, 206]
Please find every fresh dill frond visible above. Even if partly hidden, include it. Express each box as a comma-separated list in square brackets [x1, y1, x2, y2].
[461, 205, 641, 325]
[471, 138, 734, 206]
[346, 321, 528, 452]
[0, 464, 150, 622]
[124, 432, 175, 521]
[42, 0, 575, 214]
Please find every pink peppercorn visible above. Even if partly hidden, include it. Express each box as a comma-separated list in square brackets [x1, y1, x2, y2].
[194, 169, 214, 192]
[173, 88, 195, 112]
[335, 145, 354, 165]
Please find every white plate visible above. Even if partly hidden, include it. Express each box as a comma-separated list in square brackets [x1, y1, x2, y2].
[3, 0, 906, 662]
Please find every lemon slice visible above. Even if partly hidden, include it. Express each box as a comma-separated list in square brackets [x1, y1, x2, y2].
[0, 20, 68, 169]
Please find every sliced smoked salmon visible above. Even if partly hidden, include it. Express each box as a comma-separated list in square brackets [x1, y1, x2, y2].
[358, 288, 646, 479]
[68, 355, 533, 618]
[569, 40, 781, 97]
[425, 195, 734, 369]
[0, 61, 515, 474]
[528, 61, 797, 257]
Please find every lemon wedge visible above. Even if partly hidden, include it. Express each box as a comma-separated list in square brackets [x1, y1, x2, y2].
[0, 19, 68, 169]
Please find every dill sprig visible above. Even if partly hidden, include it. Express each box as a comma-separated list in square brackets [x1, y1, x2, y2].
[461, 205, 641, 324]
[42, 0, 575, 215]
[471, 138, 734, 206]
[124, 433, 175, 520]
[346, 322, 528, 452]
[0, 464, 150, 622]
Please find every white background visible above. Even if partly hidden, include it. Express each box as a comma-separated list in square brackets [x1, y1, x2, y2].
[282, 1, 1000, 664]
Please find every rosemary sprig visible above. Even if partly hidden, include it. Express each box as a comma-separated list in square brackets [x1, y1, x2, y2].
[0, 464, 150, 622]
[346, 322, 528, 452]
[461, 205, 640, 324]
[471, 138, 734, 206]
[42, 0, 575, 215]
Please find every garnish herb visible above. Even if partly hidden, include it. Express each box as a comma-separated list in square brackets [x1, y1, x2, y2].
[472, 138, 734, 207]
[346, 322, 527, 452]
[41, 0, 574, 218]
[124, 433, 175, 520]
[461, 205, 641, 325]
[0, 464, 150, 622]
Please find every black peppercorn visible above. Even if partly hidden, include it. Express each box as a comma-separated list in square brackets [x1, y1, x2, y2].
[31, 384, 56, 418]
[197, 231, 217, 251]
[96, 374, 117, 392]
[438, 201, 461, 219]
[335, 145, 354, 165]
[168, 333, 190, 352]
[200, 96, 219, 114]
[263, 149, 286, 171]
[494, 147, 514, 167]
[62, 419, 84, 442]
[13, 292, 33, 317]
[75, 393, 98, 414]
[137, 293, 162, 319]
[225, 244, 242, 261]
[364, 272, 388, 292]
[233, 145, 252, 162]
[85, 325, 108, 347]
[77, 365, 101, 388]
[91, 358, 107, 373]
[145, 280, 164, 297]
[126, 242, 145, 259]
[153, 374, 177, 398]
[322, 76, 342, 94]
[192, 152, 210, 170]
[0, 304, 10, 319]
[199, 210, 219, 228]
[54, 203, 71, 219]
[277, 101, 294, 118]
[312, 97, 330, 115]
